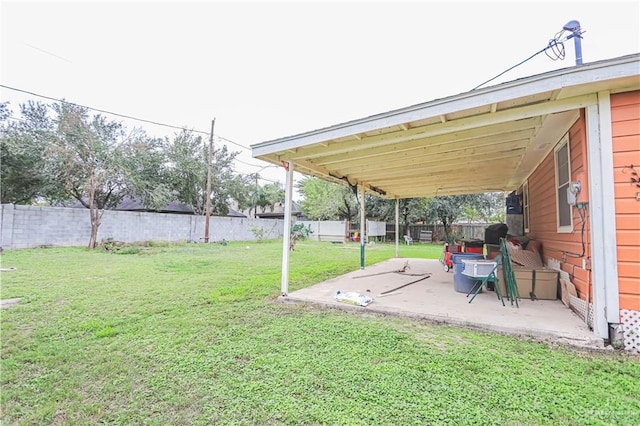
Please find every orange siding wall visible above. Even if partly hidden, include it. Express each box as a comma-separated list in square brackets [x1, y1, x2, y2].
[611, 91, 640, 311]
[526, 114, 592, 300]
[526, 92, 640, 312]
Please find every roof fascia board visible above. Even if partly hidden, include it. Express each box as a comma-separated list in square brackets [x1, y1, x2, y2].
[252, 54, 639, 157]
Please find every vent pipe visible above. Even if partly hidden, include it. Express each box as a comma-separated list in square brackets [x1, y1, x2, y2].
[563, 20, 583, 65]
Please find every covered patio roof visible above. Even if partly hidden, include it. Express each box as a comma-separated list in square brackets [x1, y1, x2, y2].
[252, 53, 640, 198]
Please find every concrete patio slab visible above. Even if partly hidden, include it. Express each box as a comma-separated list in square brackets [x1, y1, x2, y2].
[280, 258, 604, 349]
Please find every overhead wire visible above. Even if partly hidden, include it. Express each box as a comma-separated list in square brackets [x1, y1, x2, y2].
[2, 84, 284, 185]
[545, 29, 567, 61]
[217, 135, 251, 151]
[0, 83, 251, 151]
[5, 106, 279, 187]
[233, 156, 275, 169]
[232, 167, 280, 184]
[471, 30, 579, 91]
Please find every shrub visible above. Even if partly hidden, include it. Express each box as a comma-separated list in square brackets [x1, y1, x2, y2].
[250, 225, 266, 242]
[289, 223, 313, 250]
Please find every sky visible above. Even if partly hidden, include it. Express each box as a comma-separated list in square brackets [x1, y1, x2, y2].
[1, 0, 639, 190]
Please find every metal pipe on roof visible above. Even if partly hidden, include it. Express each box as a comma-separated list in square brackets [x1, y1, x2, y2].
[563, 20, 583, 65]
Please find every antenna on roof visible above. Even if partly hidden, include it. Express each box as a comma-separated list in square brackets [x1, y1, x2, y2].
[562, 20, 584, 65]
[471, 20, 586, 91]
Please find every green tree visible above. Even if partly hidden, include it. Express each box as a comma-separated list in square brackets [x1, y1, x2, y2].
[367, 196, 428, 236]
[425, 196, 468, 243]
[250, 181, 285, 217]
[0, 101, 52, 204]
[458, 192, 506, 223]
[45, 102, 165, 248]
[163, 130, 251, 215]
[461, 205, 481, 224]
[296, 177, 358, 221]
[2, 100, 173, 248]
[481, 192, 507, 223]
[2, 99, 260, 247]
[163, 130, 206, 213]
[426, 193, 505, 243]
[228, 172, 257, 215]
[120, 130, 172, 210]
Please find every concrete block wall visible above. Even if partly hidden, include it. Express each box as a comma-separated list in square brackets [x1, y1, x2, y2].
[0, 204, 284, 249]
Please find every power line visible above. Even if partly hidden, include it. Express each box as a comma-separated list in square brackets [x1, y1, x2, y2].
[471, 32, 576, 91]
[233, 156, 280, 169]
[5, 87, 285, 187]
[0, 83, 251, 151]
[217, 135, 251, 151]
[233, 157, 265, 168]
[257, 176, 280, 184]
[232, 167, 280, 184]
[8, 98, 272, 181]
[1, 84, 209, 134]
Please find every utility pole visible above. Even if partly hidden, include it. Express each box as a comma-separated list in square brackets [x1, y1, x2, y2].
[204, 118, 215, 243]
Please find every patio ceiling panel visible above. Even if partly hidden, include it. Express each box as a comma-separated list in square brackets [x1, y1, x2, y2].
[328, 139, 529, 176]
[313, 126, 537, 168]
[337, 151, 522, 185]
[285, 115, 543, 162]
[252, 54, 640, 199]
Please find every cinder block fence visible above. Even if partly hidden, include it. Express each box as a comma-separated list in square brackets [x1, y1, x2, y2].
[0, 204, 284, 249]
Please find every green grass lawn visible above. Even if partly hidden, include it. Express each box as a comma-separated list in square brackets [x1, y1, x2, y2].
[1, 240, 638, 425]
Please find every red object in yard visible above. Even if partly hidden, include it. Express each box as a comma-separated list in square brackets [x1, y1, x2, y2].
[440, 243, 462, 272]
[462, 239, 485, 254]
[444, 251, 453, 271]
[465, 246, 484, 254]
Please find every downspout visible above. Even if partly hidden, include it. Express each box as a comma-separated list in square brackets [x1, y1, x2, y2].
[280, 160, 294, 296]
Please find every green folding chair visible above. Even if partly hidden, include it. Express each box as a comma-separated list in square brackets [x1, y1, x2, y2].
[467, 254, 504, 305]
